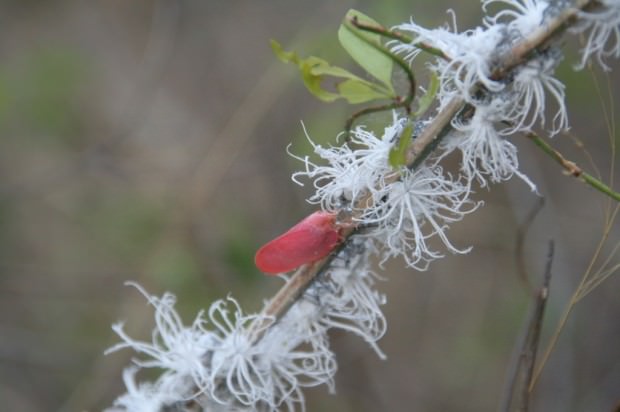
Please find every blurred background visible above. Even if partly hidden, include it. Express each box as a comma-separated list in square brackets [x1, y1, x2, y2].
[0, 1, 618, 411]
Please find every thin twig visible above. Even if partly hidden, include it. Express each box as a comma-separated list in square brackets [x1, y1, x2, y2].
[518, 241, 554, 412]
[526, 132, 620, 202]
[515, 197, 546, 294]
[530, 203, 620, 390]
[500, 241, 554, 412]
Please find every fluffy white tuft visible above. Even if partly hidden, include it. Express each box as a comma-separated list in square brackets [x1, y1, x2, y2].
[444, 97, 537, 191]
[292, 116, 479, 270]
[572, 0, 620, 71]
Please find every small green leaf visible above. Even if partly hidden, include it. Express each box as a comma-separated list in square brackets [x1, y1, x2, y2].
[388, 122, 414, 168]
[308, 58, 361, 78]
[338, 9, 394, 93]
[299, 59, 340, 102]
[414, 72, 440, 116]
[337, 79, 390, 104]
[271, 39, 392, 103]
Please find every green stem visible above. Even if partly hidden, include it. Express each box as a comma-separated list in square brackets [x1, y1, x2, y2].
[527, 133, 620, 202]
[344, 101, 406, 136]
[350, 19, 449, 60]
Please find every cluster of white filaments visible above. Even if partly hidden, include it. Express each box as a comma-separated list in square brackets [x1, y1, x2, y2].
[395, 1, 567, 186]
[295, 0, 620, 268]
[108, 1, 620, 410]
[108, 240, 385, 411]
[572, 0, 620, 70]
[292, 115, 479, 269]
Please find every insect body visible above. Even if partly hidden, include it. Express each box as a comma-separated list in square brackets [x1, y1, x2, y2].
[255, 211, 341, 275]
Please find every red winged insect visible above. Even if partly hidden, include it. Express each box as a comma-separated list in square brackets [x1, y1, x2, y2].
[255, 211, 342, 274]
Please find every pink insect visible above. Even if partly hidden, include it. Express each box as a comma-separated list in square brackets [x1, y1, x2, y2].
[255, 211, 342, 275]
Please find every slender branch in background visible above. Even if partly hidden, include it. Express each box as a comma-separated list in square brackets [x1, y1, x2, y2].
[526, 132, 620, 202]
[515, 197, 546, 294]
[530, 205, 620, 390]
[519, 242, 554, 412]
[500, 241, 554, 412]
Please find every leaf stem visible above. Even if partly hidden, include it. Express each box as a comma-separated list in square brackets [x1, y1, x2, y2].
[344, 101, 406, 135]
[349, 19, 450, 60]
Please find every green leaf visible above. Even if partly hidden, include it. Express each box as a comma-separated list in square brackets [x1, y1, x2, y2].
[337, 79, 389, 104]
[338, 9, 394, 93]
[271, 39, 392, 103]
[299, 58, 341, 101]
[388, 122, 414, 168]
[308, 58, 362, 78]
[414, 72, 440, 116]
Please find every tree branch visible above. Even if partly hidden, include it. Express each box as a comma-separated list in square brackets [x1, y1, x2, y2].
[250, 0, 600, 347]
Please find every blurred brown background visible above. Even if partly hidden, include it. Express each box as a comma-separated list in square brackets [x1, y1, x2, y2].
[0, 1, 618, 411]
